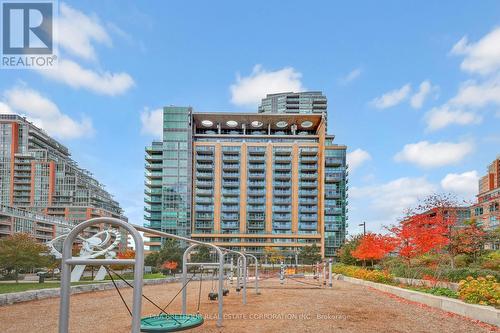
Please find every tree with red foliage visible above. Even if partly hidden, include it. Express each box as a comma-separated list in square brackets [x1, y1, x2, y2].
[162, 260, 178, 275]
[450, 221, 487, 259]
[110, 249, 136, 271]
[352, 233, 396, 266]
[390, 194, 459, 267]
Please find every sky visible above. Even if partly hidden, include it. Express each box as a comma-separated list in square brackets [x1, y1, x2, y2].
[1, 1, 500, 236]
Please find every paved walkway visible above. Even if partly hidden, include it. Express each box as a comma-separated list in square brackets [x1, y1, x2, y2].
[0, 278, 497, 332]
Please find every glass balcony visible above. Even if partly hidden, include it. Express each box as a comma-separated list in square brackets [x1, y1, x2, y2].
[273, 222, 292, 230]
[300, 156, 318, 163]
[222, 164, 239, 171]
[248, 163, 265, 171]
[300, 173, 317, 180]
[274, 164, 291, 171]
[247, 222, 265, 229]
[247, 214, 265, 221]
[274, 190, 291, 196]
[195, 197, 212, 203]
[300, 214, 318, 221]
[196, 189, 213, 196]
[195, 222, 213, 229]
[248, 181, 265, 187]
[222, 180, 239, 188]
[247, 189, 265, 196]
[222, 189, 239, 196]
[196, 163, 213, 170]
[247, 205, 265, 212]
[195, 213, 213, 220]
[221, 206, 239, 212]
[299, 190, 318, 196]
[221, 222, 239, 229]
[300, 181, 317, 188]
[195, 205, 213, 212]
[248, 156, 266, 162]
[299, 223, 317, 231]
[196, 180, 213, 188]
[325, 157, 343, 166]
[196, 172, 213, 179]
[248, 172, 265, 179]
[274, 172, 291, 179]
[247, 198, 265, 204]
[222, 172, 239, 179]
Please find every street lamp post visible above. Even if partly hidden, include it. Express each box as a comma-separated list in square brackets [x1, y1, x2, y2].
[358, 221, 366, 235]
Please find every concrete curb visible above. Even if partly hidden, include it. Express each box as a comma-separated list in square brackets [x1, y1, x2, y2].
[0, 277, 185, 306]
[336, 274, 499, 327]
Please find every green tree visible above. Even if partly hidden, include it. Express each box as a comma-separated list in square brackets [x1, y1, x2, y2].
[0, 233, 50, 282]
[299, 244, 322, 265]
[145, 251, 159, 268]
[264, 246, 284, 268]
[190, 246, 212, 263]
[157, 239, 183, 269]
[338, 235, 362, 265]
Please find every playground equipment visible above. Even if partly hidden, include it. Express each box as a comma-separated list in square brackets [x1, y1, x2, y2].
[48, 228, 121, 282]
[58, 218, 260, 332]
[181, 243, 224, 323]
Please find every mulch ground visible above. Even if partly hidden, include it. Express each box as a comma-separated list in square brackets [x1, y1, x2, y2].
[0, 278, 498, 332]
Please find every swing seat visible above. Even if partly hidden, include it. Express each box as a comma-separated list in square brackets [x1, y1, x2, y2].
[222, 288, 229, 296]
[140, 313, 204, 332]
[208, 292, 218, 301]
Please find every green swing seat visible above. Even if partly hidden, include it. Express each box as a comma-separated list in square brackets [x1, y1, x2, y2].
[140, 313, 204, 332]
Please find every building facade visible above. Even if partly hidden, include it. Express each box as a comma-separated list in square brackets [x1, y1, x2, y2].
[258, 91, 327, 114]
[472, 156, 500, 230]
[0, 114, 126, 226]
[144, 93, 348, 257]
[0, 204, 72, 242]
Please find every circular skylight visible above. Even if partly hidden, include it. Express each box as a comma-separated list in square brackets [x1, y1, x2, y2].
[251, 120, 263, 128]
[301, 121, 313, 128]
[276, 121, 288, 128]
[226, 120, 238, 128]
[201, 120, 213, 127]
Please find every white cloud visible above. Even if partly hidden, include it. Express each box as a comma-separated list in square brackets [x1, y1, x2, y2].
[37, 59, 134, 96]
[347, 148, 371, 172]
[394, 140, 474, 168]
[0, 102, 13, 114]
[451, 27, 500, 75]
[450, 76, 500, 108]
[140, 108, 163, 138]
[351, 177, 437, 223]
[425, 105, 482, 131]
[3, 86, 93, 139]
[410, 80, 438, 109]
[440, 170, 479, 199]
[230, 65, 305, 107]
[57, 3, 112, 60]
[370, 83, 411, 109]
[339, 68, 362, 85]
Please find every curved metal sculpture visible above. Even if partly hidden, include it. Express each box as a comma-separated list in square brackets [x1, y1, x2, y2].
[48, 228, 122, 282]
[59, 217, 144, 333]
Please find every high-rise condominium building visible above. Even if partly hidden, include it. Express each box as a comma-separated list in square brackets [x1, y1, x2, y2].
[258, 91, 327, 114]
[144, 92, 348, 258]
[472, 156, 500, 230]
[0, 114, 125, 227]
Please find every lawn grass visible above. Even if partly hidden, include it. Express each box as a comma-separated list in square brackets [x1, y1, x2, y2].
[0, 281, 105, 294]
[0, 273, 169, 294]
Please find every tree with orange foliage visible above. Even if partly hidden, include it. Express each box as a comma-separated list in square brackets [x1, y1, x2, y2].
[111, 249, 135, 270]
[162, 260, 178, 274]
[352, 233, 396, 266]
[390, 194, 459, 267]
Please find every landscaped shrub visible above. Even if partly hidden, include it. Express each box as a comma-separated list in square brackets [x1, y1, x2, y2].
[441, 268, 500, 282]
[480, 251, 500, 271]
[458, 276, 499, 307]
[332, 264, 394, 284]
[408, 286, 458, 299]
